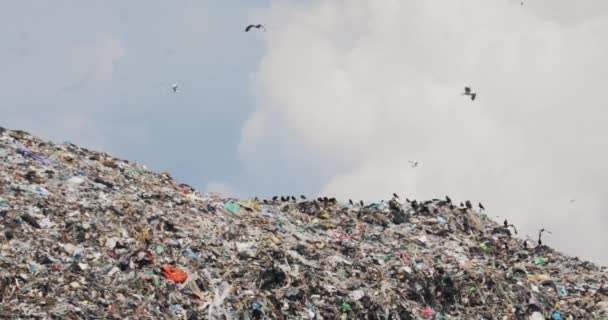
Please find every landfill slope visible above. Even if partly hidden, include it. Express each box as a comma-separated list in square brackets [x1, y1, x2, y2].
[0, 127, 606, 320]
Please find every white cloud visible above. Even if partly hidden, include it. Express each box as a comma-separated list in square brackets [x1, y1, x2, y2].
[241, 0, 608, 264]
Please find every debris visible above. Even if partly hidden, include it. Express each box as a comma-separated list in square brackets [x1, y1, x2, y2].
[0, 127, 605, 319]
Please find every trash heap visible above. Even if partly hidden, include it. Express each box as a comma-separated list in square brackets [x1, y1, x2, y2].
[0, 126, 607, 320]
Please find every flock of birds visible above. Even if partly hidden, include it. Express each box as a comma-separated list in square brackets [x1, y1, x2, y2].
[250, 192, 551, 248]
[169, 17, 556, 247]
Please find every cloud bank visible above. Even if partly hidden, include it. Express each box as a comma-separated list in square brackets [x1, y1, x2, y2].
[241, 0, 608, 264]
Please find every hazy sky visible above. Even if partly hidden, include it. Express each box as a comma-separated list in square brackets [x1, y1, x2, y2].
[1, 0, 607, 265]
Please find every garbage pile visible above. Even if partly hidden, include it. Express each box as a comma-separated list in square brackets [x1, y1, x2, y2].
[0, 126, 606, 319]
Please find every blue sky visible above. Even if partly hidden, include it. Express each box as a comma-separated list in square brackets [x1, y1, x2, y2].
[2, 0, 608, 264]
[1, 1, 278, 197]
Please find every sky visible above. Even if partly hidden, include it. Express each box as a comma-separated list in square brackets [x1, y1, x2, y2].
[1, 0, 607, 265]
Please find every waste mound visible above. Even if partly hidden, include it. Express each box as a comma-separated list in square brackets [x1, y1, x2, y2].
[0, 127, 606, 319]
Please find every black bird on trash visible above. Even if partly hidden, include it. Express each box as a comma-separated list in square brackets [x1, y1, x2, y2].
[349, 199, 354, 205]
[479, 202, 485, 211]
[245, 24, 266, 32]
[300, 195, 306, 200]
[538, 228, 552, 246]
[393, 193, 399, 199]
[360, 200, 364, 207]
[446, 196, 452, 204]
[465, 201, 472, 209]
[272, 196, 278, 201]
[462, 86, 477, 101]
[291, 196, 296, 202]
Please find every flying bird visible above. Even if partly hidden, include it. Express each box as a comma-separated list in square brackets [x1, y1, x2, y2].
[245, 24, 266, 32]
[171, 83, 179, 93]
[408, 161, 419, 168]
[462, 86, 477, 101]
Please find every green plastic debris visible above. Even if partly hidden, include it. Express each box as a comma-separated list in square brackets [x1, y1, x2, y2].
[156, 245, 164, 254]
[0, 200, 9, 207]
[535, 257, 546, 265]
[480, 243, 492, 252]
[341, 302, 352, 313]
[224, 202, 240, 214]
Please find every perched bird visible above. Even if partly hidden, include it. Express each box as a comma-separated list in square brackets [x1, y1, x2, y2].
[360, 200, 364, 207]
[263, 199, 268, 204]
[300, 195, 306, 200]
[538, 228, 552, 246]
[504, 219, 508, 227]
[479, 202, 485, 211]
[272, 196, 278, 201]
[245, 24, 266, 32]
[171, 83, 179, 93]
[465, 201, 472, 209]
[393, 193, 400, 199]
[408, 160, 419, 168]
[462, 86, 477, 101]
[460, 202, 464, 207]
[349, 199, 354, 205]
[291, 196, 296, 202]
[446, 196, 452, 204]
[406, 198, 411, 203]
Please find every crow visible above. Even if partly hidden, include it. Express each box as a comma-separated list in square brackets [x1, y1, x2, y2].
[349, 199, 354, 205]
[446, 196, 452, 204]
[360, 200, 364, 207]
[504, 219, 508, 227]
[393, 193, 399, 199]
[465, 201, 472, 209]
[291, 196, 296, 202]
[245, 24, 266, 32]
[272, 196, 278, 201]
[300, 195, 306, 200]
[479, 202, 485, 211]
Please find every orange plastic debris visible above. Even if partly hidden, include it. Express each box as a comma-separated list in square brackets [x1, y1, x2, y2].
[161, 265, 188, 283]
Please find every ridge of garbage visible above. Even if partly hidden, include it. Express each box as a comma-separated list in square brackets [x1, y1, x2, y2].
[0, 126, 606, 319]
